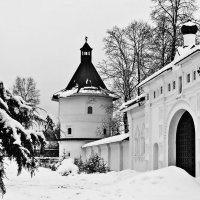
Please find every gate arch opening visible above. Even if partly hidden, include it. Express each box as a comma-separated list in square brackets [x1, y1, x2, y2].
[168, 110, 195, 176]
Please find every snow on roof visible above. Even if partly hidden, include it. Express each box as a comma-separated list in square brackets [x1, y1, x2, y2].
[138, 45, 200, 88]
[174, 45, 200, 65]
[82, 134, 129, 148]
[53, 86, 118, 100]
[120, 93, 146, 110]
[183, 21, 197, 26]
[120, 45, 200, 112]
[137, 62, 173, 88]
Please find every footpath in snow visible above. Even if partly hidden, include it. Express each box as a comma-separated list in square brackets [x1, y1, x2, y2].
[3, 161, 200, 200]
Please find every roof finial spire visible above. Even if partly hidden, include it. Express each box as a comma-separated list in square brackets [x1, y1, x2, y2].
[85, 36, 88, 43]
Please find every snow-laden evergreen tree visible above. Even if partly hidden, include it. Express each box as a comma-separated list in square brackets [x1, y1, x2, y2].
[0, 81, 46, 194]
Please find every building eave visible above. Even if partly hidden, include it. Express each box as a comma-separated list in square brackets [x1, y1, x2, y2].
[58, 138, 99, 141]
[120, 93, 146, 112]
[82, 134, 129, 148]
[121, 102, 144, 112]
[52, 87, 119, 101]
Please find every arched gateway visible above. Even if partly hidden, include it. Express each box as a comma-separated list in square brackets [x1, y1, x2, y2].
[122, 21, 200, 176]
[168, 110, 195, 176]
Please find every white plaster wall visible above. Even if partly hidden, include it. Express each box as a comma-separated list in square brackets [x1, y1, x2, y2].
[84, 146, 93, 160]
[139, 51, 200, 175]
[59, 141, 87, 159]
[59, 95, 112, 139]
[122, 140, 129, 170]
[127, 106, 147, 171]
[83, 140, 129, 171]
[100, 145, 109, 164]
[163, 53, 200, 176]
[110, 143, 120, 171]
[92, 146, 100, 155]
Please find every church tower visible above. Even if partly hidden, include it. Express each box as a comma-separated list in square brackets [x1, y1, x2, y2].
[52, 38, 117, 159]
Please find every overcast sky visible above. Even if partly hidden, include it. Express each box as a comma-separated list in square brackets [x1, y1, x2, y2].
[0, 0, 199, 119]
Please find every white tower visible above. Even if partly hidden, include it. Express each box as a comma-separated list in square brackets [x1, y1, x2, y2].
[52, 38, 117, 159]
[175, 21, 198, 58]
[181, 20, 198, 46]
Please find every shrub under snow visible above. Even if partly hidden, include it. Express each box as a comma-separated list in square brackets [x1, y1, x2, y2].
[57, 158, 78, 176]
[74, 153, 110, 174]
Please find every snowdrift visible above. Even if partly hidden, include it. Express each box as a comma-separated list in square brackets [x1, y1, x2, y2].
[3, 161, 200, 200]
[114, 166, 200, 200]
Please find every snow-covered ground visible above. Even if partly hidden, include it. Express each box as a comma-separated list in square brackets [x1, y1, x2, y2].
[3, 160, 200, 200]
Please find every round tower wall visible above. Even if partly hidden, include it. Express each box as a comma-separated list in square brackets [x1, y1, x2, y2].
[59, 95, 113, 139]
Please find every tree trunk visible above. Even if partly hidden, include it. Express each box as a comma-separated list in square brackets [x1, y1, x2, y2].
[137, 54, 141, 96]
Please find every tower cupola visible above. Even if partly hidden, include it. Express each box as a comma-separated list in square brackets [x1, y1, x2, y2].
[80, 37, 93, 62]
[181, 21, 198, 46]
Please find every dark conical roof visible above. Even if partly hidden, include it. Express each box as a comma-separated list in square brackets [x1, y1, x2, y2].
[52, 38, 118, 101]
[66, 62, 107, 91]
[65, 39, 107, 91]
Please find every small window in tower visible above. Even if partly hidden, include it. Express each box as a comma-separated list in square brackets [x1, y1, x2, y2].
[88, 106, 93, 114]
[147, 94, 149, 100]
[68, 128, 72, 135]
[103, 129, 107, 135]
[153, 91, 156, 99]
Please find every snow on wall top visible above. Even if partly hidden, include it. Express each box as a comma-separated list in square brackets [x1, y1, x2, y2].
[82, 133, 129, 148]
[120, 93, 146, 111]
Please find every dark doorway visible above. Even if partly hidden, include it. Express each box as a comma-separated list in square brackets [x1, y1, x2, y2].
[176, 111, 195, 176]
